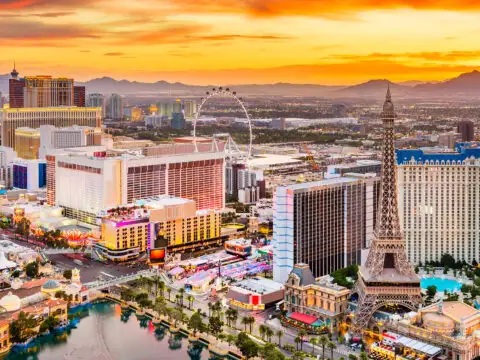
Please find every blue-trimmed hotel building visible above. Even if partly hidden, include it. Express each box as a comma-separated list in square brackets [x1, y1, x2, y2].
[396, 142, 480, 264]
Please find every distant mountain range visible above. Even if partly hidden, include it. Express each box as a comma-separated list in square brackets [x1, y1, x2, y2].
[2, 70, 480, 99]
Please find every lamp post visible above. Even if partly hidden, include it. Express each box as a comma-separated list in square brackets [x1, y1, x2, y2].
[395, 341, 404, 360]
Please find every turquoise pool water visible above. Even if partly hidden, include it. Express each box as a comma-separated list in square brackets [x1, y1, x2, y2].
[420, 277, 462, 292]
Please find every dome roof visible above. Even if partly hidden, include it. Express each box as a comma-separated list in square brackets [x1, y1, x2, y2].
[423, 312, 455, 334]
[41, 279, 61, 293]
[0, 292, 21, 312]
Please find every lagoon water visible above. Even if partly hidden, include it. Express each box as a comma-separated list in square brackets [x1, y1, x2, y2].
[5, 302, 209, 360]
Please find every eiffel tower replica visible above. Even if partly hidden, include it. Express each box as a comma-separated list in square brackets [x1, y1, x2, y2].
[351, 86, 422, 334]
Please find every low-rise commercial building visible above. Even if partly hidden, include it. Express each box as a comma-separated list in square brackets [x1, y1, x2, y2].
[227, 277, 284, 311]
[283, 263, 350, 333]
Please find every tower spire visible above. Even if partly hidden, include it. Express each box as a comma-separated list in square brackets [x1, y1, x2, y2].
[349, 88, 421, 335]
[10, 61, 19, 79]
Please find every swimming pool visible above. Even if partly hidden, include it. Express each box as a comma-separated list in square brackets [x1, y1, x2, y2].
[420, 277, 462, 292]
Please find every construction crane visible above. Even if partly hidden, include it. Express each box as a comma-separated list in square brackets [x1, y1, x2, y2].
[301, 142, 320, 172]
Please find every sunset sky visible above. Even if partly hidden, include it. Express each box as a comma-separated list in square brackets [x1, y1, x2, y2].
[1, 0, 480, 85]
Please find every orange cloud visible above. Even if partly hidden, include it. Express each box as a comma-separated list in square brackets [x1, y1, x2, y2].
[172, 0, 480, 17]
[325, 51, 480, 62]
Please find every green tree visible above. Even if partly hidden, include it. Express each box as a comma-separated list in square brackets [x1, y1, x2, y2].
[10, 311, 38, 343]
[328, 341, 337, 360]
[39, 315, 60, 333]
[226, 334, 236, 347]
[241, 316, 249, 332]
[426, 285, 437, 298]
[359, 352, 368, 360]
[247, 316, 255, 333]
[188, 312, 205, 336]
[238, 338, 260, 359]
[265, 326, 274, 343]
[294, 336, 302, 351]
[226, 307, 238, 328]
[166, 288, 171, 301]
[309, 337, 318, 355]
[186, 295, 194, 310]
[63, 269, 72, 280]
[25, 261, 39, 278]
[259, 324, 267, 340]
[178, 288, 185, 307]
[171, 308, 183, 328]
[348, 354, 358, 360]
[291, 351, 305, 360]
[209, 316, 223, 336]
[158, 281, 165, 298]
[319, 335, 329, 359]
[441, 253, 455, 268]
[276, 330, 283, 346]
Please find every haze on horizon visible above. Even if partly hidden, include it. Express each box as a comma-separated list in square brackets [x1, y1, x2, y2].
[1, 0, 480, 85]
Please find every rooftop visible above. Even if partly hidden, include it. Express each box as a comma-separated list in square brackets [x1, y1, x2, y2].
[422, 301, 480, 323]
[135, 195, 193, 208]
[396, 142, 480, 165]
[279, 176, 362, 191]
[247, 154, 303, 167]
[230, 277, 284, 295]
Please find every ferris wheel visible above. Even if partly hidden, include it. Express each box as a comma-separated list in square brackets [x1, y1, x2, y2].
[193, 87, 253, 162]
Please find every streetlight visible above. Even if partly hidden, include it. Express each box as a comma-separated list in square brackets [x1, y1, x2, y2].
[395, 341, 404, 360]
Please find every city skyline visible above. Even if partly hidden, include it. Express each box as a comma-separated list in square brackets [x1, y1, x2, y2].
[1, 0, 480, 84]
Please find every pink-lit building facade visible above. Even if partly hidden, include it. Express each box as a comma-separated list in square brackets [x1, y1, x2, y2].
[46, 143, 225, 224]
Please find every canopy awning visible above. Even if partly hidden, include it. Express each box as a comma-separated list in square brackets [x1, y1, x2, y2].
[288, 312, 318, 325]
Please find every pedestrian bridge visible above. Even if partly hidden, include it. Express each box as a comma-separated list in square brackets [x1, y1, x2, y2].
[42, 248, 79, 255]
[84, 269, 157, 290]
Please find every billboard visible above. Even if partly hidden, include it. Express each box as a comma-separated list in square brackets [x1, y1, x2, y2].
[149, 248, 166, 265]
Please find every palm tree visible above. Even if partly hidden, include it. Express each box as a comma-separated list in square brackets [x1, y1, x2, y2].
[178, 288, 185, 307]
[187, 295, 194, 310]
[298, 329, 307, 351]
[259, 324, 267, 340]
[241, 316, 249, 332]
[328, 341, 337, 360]
[152, 275, 160, 297]
[208, 303, 213, 317]
[212, 301, 222, 317]
[294, 336, 302, 351]
[310, 337, 318, 355]
[247, 316, 255, 333]
[225, 308, 238, 328]
[166, 288, 171, 302]
[319, 335, 329, 359]
[265, 327, 274, 343]
[158, 281, 165, 298]
[276, 330, 283, 346]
